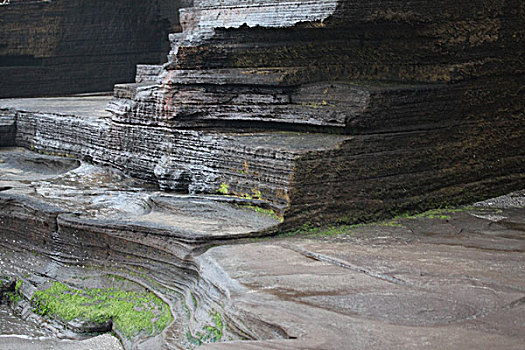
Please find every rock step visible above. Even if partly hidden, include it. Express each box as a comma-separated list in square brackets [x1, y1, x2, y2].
[0, 148, 282, 251]
[2, 94, 523, 227]
[135, 65, 164, 83]
[112, 82, 157, 101]
[2, 97, 350, 208]
[177, 0, 337, 39]
[162, 67, 307, 86]
[107, 78, 479, 133]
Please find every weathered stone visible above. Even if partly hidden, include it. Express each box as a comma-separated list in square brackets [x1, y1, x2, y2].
[0, 0, 192, 98]
[0, 148, 286, 349]
[0, 110, 16, 147]
[195, 200, 525, 349]
[0, 1, 524, 348]
[1, 184, 523, 350]
[66, 319, 113, 334]
[2, 94, 523, 226]
[167, 0, 522, 83]
[102, 0, 524, 225]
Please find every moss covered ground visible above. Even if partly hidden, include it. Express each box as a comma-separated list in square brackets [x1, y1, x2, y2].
[31, 282, 172, 338]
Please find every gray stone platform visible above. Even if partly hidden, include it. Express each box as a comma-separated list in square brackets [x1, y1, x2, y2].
[196, 192, 525, 349]
[2, 190, 522, 349]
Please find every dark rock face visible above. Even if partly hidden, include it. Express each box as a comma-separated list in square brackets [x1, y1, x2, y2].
[107, 0, 523, 131]
[105, 0, 525, 225]
[1, 0, 524, 226]
[0, 0, 192, 98]
[0, 110, 16, 147]
[172, 1, 521, 81]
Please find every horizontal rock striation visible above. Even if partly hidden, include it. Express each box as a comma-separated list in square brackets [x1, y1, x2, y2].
[99, 0, 525, 226]
[1, 161, 524, 349]
[0, 0, 191, 98]
[168, 0, 522, 82]
[107, 0, 524, 135]
[0, 147, 288, 348]
[2, 98, 349, 208]
[2, 0, 524, 225]
[3, 92, 523, 227]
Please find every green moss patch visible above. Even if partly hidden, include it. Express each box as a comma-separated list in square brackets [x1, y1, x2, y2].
[236, 204, 283, 222]
[186, 312, 224, 346]
[284, 207, 475, 238]
[31, 282, 172, 338]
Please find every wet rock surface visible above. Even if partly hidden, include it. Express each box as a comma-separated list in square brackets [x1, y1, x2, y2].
[0, 148, 281, 240]
[0, 148, 283, 348]
[196, 193, 525, 349]
[1, 0, 524, 349]
[0, 145, 523, 349]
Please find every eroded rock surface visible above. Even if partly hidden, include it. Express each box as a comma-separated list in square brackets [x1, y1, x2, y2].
[0, 0, 524, 349]
[0, 156, 523, 349]
[0, 148, 283, 349]
[0, 0, 192, 97]
[195, 194, 525, 349]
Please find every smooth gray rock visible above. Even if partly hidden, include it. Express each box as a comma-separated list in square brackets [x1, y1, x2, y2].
[0, 334, 123, 350]
[196, 196, 525, 349]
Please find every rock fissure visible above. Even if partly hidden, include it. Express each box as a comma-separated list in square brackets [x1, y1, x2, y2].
[280, 243, 414, 287]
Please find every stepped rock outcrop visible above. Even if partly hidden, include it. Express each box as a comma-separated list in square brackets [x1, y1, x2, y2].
[0, 1, 524, 349]
[106, 0, 525, 225]
[0, 0, 523, 224]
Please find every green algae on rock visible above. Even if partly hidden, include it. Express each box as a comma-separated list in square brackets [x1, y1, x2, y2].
[31, 282, 172, 339]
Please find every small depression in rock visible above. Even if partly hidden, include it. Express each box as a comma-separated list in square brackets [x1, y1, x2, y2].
[0, 148, 80, 179]
[115, 195, 282, 237]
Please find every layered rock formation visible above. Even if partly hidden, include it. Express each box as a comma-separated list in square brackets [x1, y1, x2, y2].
[0, 1, 524, 349]
[1, 0, 524, 225]
[0, 0, 192, 98]
[0, 148, 286, 348]
[106, 0, 525, 225]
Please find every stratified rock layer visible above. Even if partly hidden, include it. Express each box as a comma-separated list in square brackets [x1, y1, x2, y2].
[4, 0, 521, 226]
[168, 0, 522, 82]
[2, 98, 350, 209]
[2, 92, 523, 227]
[105, 0, 524, 225]
[0, 3, 524, 349]
[0, 0, 192, 98]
